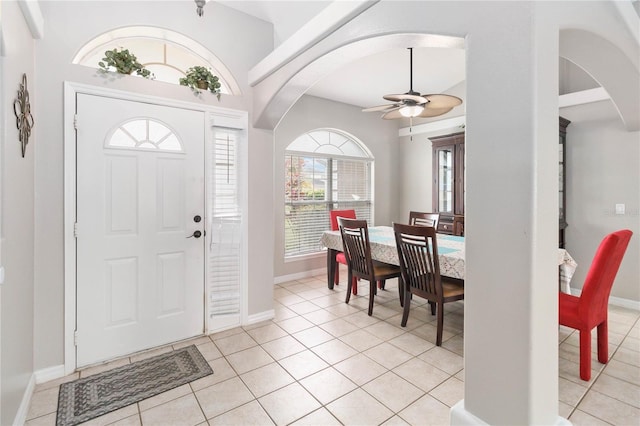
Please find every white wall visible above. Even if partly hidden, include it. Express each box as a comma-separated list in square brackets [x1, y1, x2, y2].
[220, 0, 330, 47]
[273, 95, 399, 278]
[33, 1, 274, 370]
[396, 132, 433, 217]
[562, 100, 640, 301]
[1, 1, 36, 423]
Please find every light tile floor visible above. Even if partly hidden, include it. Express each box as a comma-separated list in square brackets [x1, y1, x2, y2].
[26, 268, 640, 425]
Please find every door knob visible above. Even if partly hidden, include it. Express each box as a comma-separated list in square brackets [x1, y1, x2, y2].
[187, 230, 202, 238]
[194, 215, 202, 223]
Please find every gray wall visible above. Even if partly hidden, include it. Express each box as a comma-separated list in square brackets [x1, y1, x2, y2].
[397, 133, 433, 218]
[395, 98, 640, 303]
[562, 100, 640, 301]
[396, 80, 466, 221]
[1, 2, 36, 423]
[33, 1, 274, 370]
[273, 95, 399, 278]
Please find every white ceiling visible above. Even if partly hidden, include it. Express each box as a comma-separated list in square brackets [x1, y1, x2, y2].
[217, 0, 331, 46]
[218, 1, 466, 109]
[307, 47, 465, 109]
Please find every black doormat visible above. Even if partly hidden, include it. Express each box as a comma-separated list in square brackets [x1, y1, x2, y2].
[56, 345, 213, 426]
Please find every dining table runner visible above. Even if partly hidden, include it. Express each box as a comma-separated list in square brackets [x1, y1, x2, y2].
[320, 226, 578, 293]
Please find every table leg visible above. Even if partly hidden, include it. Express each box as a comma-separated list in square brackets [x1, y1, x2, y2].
[327, 249, 337, 290]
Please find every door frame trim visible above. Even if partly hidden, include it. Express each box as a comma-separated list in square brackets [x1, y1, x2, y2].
[63, 81, 248, 374]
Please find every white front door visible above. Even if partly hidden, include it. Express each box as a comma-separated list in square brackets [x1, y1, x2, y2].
[76, 94, 205, 367]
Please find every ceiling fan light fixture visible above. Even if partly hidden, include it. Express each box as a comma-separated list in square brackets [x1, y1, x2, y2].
[363, 47, 463, 121]
[195, 0, 208, 17]
[399, 104, 424, 118]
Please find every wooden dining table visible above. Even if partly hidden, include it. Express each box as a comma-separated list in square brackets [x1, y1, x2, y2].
[320, 226, 578, 293]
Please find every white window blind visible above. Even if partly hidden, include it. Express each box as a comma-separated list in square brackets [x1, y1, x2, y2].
[285, 130, 373, 258]
[208, 128, 242, 325]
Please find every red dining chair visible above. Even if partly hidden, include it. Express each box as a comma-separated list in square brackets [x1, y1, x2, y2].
[559, 229, 632, 381]
[330, 209, 359, 294]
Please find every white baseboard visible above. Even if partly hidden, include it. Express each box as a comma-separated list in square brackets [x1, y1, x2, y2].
[274, 268, 326, 284]
[14, 373, 36, 426]
[609, 295, 640, 311]
[34, 364, 66, 384]
[450, 400, 488, 425]
[450, 400, 570, 425]
[246, 310, 275, 325]
[570, 287, 640, 311]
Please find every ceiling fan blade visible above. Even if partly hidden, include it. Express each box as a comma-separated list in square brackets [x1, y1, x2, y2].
[423, 94, 463, 109]
[362, 104, 400, 112]
[416, 106, 453, 118]
[383, 93, 428, 104]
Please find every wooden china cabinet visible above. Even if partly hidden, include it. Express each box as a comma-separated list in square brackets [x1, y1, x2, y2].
[430, 132, 464, 234]
[559, 116, 570, 248]
[430, 118, 569, 244]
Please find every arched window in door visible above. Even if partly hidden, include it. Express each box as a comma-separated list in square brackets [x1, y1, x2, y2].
[105, 118, 184, 153]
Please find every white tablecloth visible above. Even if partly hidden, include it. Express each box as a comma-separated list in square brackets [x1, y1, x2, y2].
[321, 226, 577, 292]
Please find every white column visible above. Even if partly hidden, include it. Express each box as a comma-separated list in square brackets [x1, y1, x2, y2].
[451, 3, 566, 425]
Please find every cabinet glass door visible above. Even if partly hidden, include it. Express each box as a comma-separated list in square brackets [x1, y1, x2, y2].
[559, 137, 564, 222]
[437, 148, 454, 213]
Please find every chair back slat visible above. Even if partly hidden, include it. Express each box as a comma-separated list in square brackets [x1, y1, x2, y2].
[394, 223, 442, 299]
[409, 211, 440, 229]
[338, 218, 374, 279]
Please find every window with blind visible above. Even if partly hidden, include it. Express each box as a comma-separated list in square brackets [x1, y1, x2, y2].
[208, 128, 243, 328]
[285, 130, 373, 258]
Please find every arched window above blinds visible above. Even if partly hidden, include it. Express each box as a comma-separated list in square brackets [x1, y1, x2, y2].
[286, 129, 372, 158]
[284, 129, 373, 258]
[73, 26, 241, 96]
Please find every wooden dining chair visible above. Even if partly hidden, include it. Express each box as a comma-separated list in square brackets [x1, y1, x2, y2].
[452, 215, 464, 236]
[329, 209, 358, 294]
[338, 218, 402, 316]
[408, 211, 440, 229]
[559, 229, 632, 380]
[393, 223, 464, 346]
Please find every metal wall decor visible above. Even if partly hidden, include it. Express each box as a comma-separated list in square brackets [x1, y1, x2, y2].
[14, 73, 35, 158]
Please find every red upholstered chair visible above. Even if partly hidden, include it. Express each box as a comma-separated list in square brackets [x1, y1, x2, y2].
[330, 209, 358, 294]
[559, 229, 632, 381]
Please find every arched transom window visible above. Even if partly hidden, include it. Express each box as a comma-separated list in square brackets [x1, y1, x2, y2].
[73, 26, 241, 95]
[285, 129, 373, 257]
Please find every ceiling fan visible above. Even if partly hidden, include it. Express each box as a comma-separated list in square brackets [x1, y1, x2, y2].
[362, 47, 463, 120]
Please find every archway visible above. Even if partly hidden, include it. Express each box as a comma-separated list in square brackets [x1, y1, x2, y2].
[251, 3, 638, 424]
[253, 32, 464, 130]
[560, 29, 639, 131]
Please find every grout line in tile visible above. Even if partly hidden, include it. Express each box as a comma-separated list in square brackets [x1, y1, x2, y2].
[32, 275, 640, 426]
[566, 314, 640, 420]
